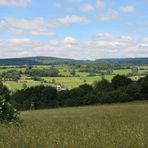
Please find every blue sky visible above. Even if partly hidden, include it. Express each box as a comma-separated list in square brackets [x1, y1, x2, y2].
[0, 0, 147, 59]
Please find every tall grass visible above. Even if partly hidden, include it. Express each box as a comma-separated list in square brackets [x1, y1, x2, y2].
[0, 102, 148, 148]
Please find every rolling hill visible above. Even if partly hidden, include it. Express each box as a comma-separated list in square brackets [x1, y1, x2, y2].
[0, 56, 147, 65]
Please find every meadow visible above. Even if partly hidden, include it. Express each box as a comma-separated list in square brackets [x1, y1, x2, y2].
[0, 101, 147, 148]
[1, 65, 148, 90]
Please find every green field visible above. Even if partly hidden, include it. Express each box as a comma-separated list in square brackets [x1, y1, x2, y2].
[0, 102, 148, 148]
[1, 65, 148, 90]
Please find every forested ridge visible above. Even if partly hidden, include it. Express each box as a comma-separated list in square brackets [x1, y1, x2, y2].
[0, 56, 148, 65]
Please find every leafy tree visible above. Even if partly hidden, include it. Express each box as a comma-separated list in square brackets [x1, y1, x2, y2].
[65, 84, 93, 106]
[107, 68, 113, 75]
[0, 82, 19, 123]
[132, 67, 138, 76]
[126, 82, 142, 100]
[52, 79, 56, 84]
[12, 85, 58, 110]
[93, 78, 112, 93]
[48, 67, 59, 77]
[0, 70, 21, 81]
[69, 68, 76, 76]
[22, 83, 27, 90]
[58, 90, 70, 106]
[112, 75, 132, 89]
[138, 75, 148, 98]
[25, 67, 59, 77]
[101, 90, 130, 103]
[79, 84, 93, 92]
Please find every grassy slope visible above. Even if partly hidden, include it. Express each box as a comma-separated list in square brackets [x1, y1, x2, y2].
[0, 101, 148, 148]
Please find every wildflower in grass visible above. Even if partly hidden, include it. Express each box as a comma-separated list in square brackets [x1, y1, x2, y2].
[0, 81, 20, 123]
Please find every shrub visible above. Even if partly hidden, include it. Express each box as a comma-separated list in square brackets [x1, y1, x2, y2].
[126, 82, 142, 100]
[138, 75, 148, 98]
[100, 90, 130, 103]
[112, 75, 132, 89]
[12, 85, 58, 110]
[93, 78, 112, 93]
[0, 82, 19, 123]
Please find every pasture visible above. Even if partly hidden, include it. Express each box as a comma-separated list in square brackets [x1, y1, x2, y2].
[0, 101, 147, 148]
[0, 65, 148, 90]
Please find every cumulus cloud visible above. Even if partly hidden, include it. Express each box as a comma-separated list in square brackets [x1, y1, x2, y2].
[99, 11, 120, 21]
[0, 16, 90, 36]
[96, 0, 105, 9]
[53, 2, 62, 8]
[66, 0, 82, 3]
[58, 15, 90, 25]
[0, 0, 31, 8]
[0, 34, 147, 59]
[82, 4, 94, 12]
[144, 37, 148, 42]
[81, 4, 94, 12]
[96, 33, 133, 42]
[120, 6, 135, 13]
[63, 37, 78, 44]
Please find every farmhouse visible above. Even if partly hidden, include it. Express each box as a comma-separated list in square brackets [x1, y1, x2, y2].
[56, 85, 67, 92]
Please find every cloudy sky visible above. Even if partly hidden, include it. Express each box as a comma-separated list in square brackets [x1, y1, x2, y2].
[0, 0, 148, 59]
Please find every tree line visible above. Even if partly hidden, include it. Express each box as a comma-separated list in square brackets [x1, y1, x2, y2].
[0, 66, 60, 81]
[0, 74, 148, 123]
[11, 75, 148, 110]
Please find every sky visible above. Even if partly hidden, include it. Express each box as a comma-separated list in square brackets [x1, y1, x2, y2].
[0, 0, 148, 60]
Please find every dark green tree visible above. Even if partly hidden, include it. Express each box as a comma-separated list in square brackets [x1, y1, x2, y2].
[69, 68, 76, 76]
[22, 83, 27, 90]
[0, 81, 19, 123]
[138, 75, 148, 98]
[112, 75, 132, 89]
[93, 78, 112, 93]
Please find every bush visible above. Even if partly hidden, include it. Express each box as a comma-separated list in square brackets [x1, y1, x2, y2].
[138, 75, 148, 98]
[126, 82, 142, 100]
[12, 85, 58, 110]
[112, 75, 132, 89]
[93, 78, 112, 93]
[0, 82, 19, 123]
[100, 90, 130, 103]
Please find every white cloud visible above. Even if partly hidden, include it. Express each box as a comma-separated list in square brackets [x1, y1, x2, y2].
[0, 0, 31, 8]
[120, 6, 135, 13]
[53, 2, 62, 8]
[96, 0, 105, 9]
[63, 37, 78, 44]
[81, 4, 94, 12]
[99, 11, 120, 21]
[58, 15, 90, 25]
[143, 37, 148, 42]
[0, 16, 90, 36]
[140, 43, 148, 47]
[66, 0, 82, 3]
[9, 38, 33, 44]
[0, 34, 147, 59]
[96, 33, 133, 42]
[0, 17, 55, 36]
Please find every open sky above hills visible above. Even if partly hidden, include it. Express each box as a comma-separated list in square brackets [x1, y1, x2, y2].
[0, 0, 148, 59]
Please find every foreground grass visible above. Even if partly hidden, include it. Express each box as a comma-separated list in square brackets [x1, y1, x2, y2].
[0, 102, 148, 148]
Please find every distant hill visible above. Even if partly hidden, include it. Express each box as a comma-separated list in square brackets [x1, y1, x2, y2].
[94, 58, 148, 65]
[0, 56, 147, 65]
